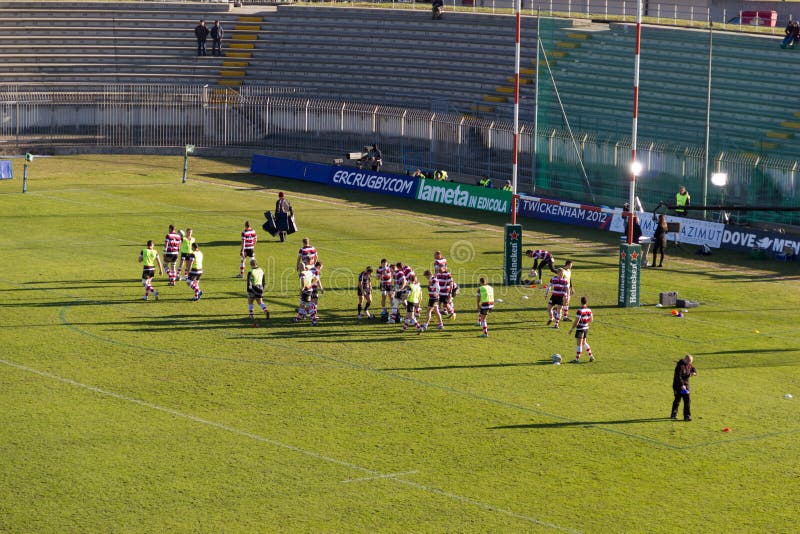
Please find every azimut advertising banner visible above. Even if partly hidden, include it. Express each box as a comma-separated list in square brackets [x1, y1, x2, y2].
[609, 213, 725, 248]
[416, 179, 511, 213]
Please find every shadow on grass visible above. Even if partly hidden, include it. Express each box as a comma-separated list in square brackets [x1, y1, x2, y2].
[490, 417, 670, 430]
[380, 359, 553, 371]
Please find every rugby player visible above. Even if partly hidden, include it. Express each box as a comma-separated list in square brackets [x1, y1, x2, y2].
[476, 277, 495, 337]
[568, 296, 595, 363]
[163, 224, 182, 286]
[544, 268, 569, 328]
[402, 275, 424, 334]
[186, 242, 204, 301]
[246, 259, 269, 320]
[525, 249, 557, 284]
[138, 240, 164, 301]
[421, 270, 444, 331]
[357, 266, 373, 319]
[238, 221, 257, 278]
[177, 227, 195, 280]
[376, 259, 393, 320]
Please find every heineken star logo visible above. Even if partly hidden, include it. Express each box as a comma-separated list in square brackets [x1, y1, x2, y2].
[510, 231, 519, 240]
[620, 251, 626, 260]
[631, 251, 639, 261]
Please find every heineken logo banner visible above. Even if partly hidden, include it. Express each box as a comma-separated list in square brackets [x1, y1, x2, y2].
[504, 224, 523, 285]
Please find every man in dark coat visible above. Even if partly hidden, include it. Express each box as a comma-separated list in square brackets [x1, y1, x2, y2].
[210, 20, 224, 57]
[195, 20, 209, 56]
[671, 354, 697, 421]
[275, 191, 294, 243]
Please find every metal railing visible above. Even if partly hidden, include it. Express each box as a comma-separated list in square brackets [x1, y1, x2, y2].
[236, 1, 794, 33]
[0, 85, 797, 226]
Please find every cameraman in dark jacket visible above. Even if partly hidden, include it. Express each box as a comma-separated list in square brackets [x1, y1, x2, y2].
[671, 354, 697, 421]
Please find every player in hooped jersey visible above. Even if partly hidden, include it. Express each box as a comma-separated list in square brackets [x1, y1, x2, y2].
[421, 270, 444, 331]
[297, 237, 318, 278]
[525, 249, 557, 283]
[436, 266, 456, 320]
[376, 258, 393, 319]
[138, 240, 164, 301]
[560, 260, 575, 321]
[238, 221, 257, 278]
[163, 225, 182, 286]
[568, 296, 595, 363]
[433, 250, 448, 274]
[357, 266, 373, 319]
[186, 242, 204, 301]
[294, 265, 319, 326]
[544, 268, 569, 328]
[389, 263, 408, 324]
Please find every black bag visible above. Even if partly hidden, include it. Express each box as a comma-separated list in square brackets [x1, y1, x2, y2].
[275, 211, 289, 232]
[262, 211, 277, 236]
[287, 215, 298, 234]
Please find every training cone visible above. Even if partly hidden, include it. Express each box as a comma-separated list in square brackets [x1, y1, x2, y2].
[723, 427, 731, 433]
[671, 309, 678, 316]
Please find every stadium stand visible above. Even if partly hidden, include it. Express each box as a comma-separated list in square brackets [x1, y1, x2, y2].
[0, 2, 248, 87]
[0, 2, 796, 160]
[539, 23, 797, 158]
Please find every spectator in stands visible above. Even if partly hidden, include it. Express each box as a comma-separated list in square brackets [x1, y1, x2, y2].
[675, 185, 690, 216]
[478, 175, 493, 188]
[781, 19, 800, 48]
[432, 0, 444, 20]
[195, 20, 209, 57]
[410, 169, 425, 179]
[210, 20, 224, 57]
[434, 169, 448, 181]
[502, 180, 513, 191]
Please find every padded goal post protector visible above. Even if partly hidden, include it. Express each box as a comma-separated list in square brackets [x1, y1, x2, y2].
[0, 160, 11, 179]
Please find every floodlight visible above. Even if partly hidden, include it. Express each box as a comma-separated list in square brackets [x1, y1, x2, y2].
[630, 160, 643, 177]
[710, 172, 728, 187]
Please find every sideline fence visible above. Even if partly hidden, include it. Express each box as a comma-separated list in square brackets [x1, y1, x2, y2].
[0, 84, 796, 226]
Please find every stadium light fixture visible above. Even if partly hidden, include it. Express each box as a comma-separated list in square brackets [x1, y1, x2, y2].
[629, 160, 643, 177]
[710, 172, 728, 187]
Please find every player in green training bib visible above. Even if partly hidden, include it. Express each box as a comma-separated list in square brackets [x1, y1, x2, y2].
[138, 240, 164, 301]
[476, 277, 494, 337]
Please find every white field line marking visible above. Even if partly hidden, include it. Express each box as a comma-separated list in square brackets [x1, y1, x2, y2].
[0, 357, 577, 532]
[341, 470, 419, 484]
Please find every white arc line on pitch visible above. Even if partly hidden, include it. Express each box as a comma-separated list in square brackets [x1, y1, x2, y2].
[341, 470, 419, 484]
[0, 358, 577, 533]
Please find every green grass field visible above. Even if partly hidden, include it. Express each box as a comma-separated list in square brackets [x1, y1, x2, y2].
[1, 155, 798, 533]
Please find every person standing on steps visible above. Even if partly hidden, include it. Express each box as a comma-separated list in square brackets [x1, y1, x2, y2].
[210, 20, 224, 57]
[195, 19, 209, 57]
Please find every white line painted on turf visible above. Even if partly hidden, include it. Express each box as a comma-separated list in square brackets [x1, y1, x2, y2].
[341, 470, 419, 484]
[0, 358, 578, 533]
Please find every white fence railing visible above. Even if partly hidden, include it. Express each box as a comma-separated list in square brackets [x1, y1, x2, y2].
[0, 85, 797, 225]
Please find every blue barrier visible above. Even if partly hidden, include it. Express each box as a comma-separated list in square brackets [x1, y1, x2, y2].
[250, 154, 418, 199]
[0, 160, 11, 180]
[251, 154, 330, 184]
